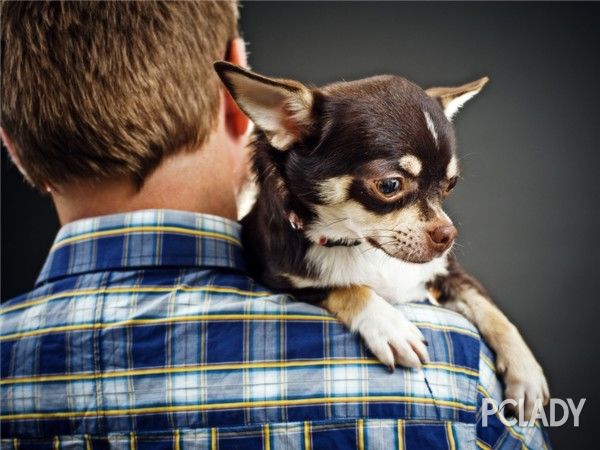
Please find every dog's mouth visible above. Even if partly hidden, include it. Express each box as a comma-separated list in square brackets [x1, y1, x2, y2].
[366, 235, 448, 264]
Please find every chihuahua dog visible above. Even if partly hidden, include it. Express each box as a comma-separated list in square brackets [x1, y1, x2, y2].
[215, 62, 549, 419]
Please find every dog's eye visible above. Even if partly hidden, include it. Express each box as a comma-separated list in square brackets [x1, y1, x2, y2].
[446, 177, 458, 193]
[376, 178, 403, 196]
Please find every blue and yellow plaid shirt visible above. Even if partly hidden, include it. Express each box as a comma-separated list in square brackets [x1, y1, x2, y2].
[1, 210, 550, 449]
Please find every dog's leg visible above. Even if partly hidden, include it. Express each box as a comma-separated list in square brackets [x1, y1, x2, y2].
[322, 285, 429, 370]
[429, 258, 550, 419]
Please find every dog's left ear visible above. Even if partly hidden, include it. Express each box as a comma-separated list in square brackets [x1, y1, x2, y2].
[426, 77, 489, 120]
[214, 61, 314, 150]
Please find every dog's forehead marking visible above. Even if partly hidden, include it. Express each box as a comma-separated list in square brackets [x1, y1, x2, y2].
[399, 155, 422, 177]
[446, 155, 459, 179]
[423, 110, 438, 148]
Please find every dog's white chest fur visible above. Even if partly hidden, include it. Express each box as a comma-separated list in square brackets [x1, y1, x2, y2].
[287, 244, 448, 303]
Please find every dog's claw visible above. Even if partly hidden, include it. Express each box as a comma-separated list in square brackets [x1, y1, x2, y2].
[498, 352, 550, 422]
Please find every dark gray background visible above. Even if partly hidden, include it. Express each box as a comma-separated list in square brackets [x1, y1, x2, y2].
[2, 2, 599, 447]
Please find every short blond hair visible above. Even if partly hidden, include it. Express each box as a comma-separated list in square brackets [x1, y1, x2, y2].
[1, 1, 239, 188]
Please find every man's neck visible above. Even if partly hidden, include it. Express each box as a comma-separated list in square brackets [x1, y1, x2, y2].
[51, 144, 239, 225]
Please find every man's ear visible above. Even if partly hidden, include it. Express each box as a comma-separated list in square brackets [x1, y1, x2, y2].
[214, 61, 314, 150]
[426, 77, 489, 120]
[222, 38, 250, 138]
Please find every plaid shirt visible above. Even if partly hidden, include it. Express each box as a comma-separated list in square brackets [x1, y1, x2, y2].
[0, 210, 550, 449]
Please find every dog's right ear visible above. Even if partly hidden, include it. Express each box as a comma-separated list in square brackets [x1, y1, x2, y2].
[214, 61, 314, 150]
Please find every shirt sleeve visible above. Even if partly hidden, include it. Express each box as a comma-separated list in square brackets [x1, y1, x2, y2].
[476, 341, 552, 449]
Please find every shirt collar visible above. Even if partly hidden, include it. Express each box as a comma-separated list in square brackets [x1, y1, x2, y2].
[36, 209, 247, 286]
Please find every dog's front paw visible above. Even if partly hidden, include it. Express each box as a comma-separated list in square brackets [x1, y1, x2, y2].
[352, 295, 429, 370]
[498, 347, 550, 421]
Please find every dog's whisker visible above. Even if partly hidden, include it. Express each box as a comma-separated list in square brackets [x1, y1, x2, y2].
[458, 152, 481, 160]
[321, 217, 351, 228]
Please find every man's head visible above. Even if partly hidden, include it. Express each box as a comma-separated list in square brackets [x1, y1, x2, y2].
[1, 1, 249, 222]
[216, 62, 488, 263]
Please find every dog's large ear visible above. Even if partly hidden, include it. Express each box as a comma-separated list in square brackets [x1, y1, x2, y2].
[426, 77, 489, 120]
[214, 61, 314, 150]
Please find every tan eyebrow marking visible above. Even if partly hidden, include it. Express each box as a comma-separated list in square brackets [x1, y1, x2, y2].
[318, 175, 353, 204]
[399, 155, 423, 177]
[446, 155, 459, 179]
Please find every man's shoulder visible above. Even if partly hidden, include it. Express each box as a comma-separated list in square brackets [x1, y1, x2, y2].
[1, 268, 488, 440]
[0, 269, 482, 347]
[1, 256, 483, 332]
[2, 266, 269, 304]
[0, 268, 281, 337]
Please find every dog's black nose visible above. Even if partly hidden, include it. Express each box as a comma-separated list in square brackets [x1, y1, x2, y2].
[427, 225, 458, 251]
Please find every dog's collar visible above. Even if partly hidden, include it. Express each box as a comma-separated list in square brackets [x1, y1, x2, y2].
[287, 211, 361, 248]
